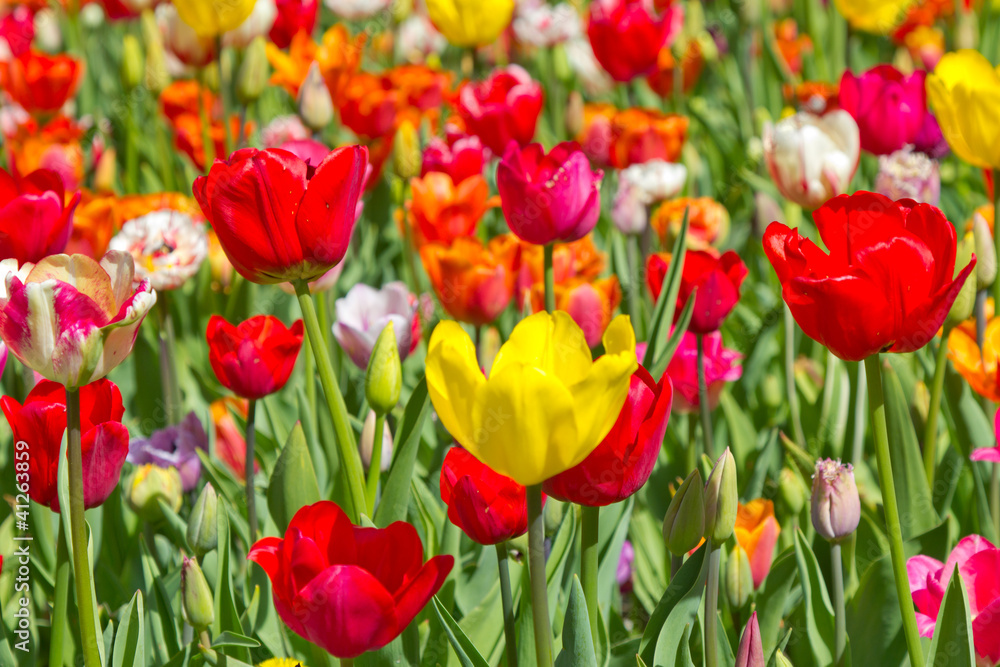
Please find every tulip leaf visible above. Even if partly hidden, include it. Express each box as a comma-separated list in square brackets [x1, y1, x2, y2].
[267, 422, 321, 533]
[0, 605, 16, 667]
[212, 500, 249, 662]
[926, 570, 976, 667]
[111, 590, 144, 667]
[556, 576, 597, 667]
[649, 287, 697, 379]
[138, 538, 181, 660]
[598, 498, 634, 616]
[755, 546, 797, 660]
[638, 543, 708, 666]
[643, 207, 689, 369]
[432, 596, 491, 667]
[789, 530, 835, 667]
[210, 632, 260, 649]
[846, 555, 906, 667]
[374, 377, 431, 527]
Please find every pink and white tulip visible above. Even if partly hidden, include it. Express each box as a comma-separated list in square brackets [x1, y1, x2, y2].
[332, 281, 419, 370]
[109, 209, 209, 291]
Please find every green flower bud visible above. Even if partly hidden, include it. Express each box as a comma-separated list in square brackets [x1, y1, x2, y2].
[187, 484, 219, 557]
[392, 120, 421, 180]
[973, 211, 996, 291]
[121, 35, 144, 92]
[662, 469, 705, 556]
[128, 464, 183, 522]
[366, 322, 402, 416]
[726, 544, 752, 609]
[236, 36, 269, 105]
[704, 448, 738, 544]
[946, 231, 977, 329]
[774, 649, 794, 667]
[182, 557, 215, 631]
[778, 467, 807, 516]
[298, 62, 333, 132]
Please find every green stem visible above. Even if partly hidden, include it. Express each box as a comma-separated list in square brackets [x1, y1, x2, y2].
[697, 334, 715, 458]
[831, 541, 846, 665]
[851, 361, 867, 464]
[158, 296, 183, 425]
[66, 388, 101, 667]
[581, 504, 600, 650]
[527, 484, 553, 667]
[198, 69, 216, 173]
[670, 554, 682, 581]
[50, 521, 70, 667]
[496, 543, 519, 667]
[863, 356, 926, 667]
[994, 169, 1000, 306]
[544, 244, 555, 314]
[626, 234, 642, 334]
[317, 287, 333, 351]
[217, 37, 234, 156]
[124, 102, 138, 194]
[294, 281, 368, 523]
[784, 305, 806, 448]
[304, 341, 318, 444]
[704, 544, 721, 667]
[245, 399, 258, 539]
[365, 412, 386, 515]
[923, 334, 950, 489]
[154, 116, 175, 192]
[341, 659, 354, 667]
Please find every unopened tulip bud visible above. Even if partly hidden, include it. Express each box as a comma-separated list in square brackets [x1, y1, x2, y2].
[726, 544, 753, 609]
[393, 120, 421, 180]
[121, 35, 144, 92]
[128, 464, 183, 522]
[778, 467, 807, 515]
[141, 10, 170, 94]
[946, 232, 977, 329]
[298, 62, 334, 132]
[236, 36, 268, 105]
[663, 469, 705, 556]
[811, 459, 861, 542]
[973, 211, 996, 290]
[365, 322, 402, 416]
[553, 43, 572, 83]
[360, 409, 393, 472]
[704, 448, 738, 544]
[200, 64, 220, 93]
[187, 484, 219, 557]
[182, 557, 215, 631]
[735, 611, 765, 667]
[565, 91, 584, 139]
[774, 650, 793, 667]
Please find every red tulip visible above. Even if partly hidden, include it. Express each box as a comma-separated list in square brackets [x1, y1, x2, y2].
[647, 249, 748, 335]
[543, 366, 671, 506]
[587, 0, 682, 83]
[270, 0, 319, 49]
[764, 192, 976, 362]
[193, 146, 368, 284]
[440, 446, 533, 545]
[248, 501, 453, 659]
[0, 50, 84, 113]
[1, 379, 128, 512]
[457, 65, 544, 156]
[0, 166, 79, 264]
[0, 7, 34, 58]
[497, 142, 603, 245]
[839, 65, 926, 156]
[206, 315, 305, 399]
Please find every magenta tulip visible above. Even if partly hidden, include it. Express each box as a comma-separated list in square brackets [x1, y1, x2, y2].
[839, 65, 927, 156]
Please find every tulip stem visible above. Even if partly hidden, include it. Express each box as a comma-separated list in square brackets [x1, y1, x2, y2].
[123, 101, 139, 194]
[544, 244, 555, 314]
[581, 504, 600, 650]
[245, 398, 258, 539]
[784, 305, 806, 448]
[66, 387, 102, 667]
[158, 296, 183, 425]
[217, 37, 235, 157]
[994, 169, 1000, 307]
[626, 234, 642, 334]
[50, 521, 70, 667]
[704, 543, 721, 667]
[198, 68, 216, 172]
[527, 484, 553, 667]
[304, 340, 318, 441]
[295, 281, 368, 524]
[496, 542, 519, 667]
[696, 334, 715, 458]
[154, 116, 176, 192]
[831, 542, 846, 665]
[365, 412, 386, 515]
[863, 356, 926, 667]
[923, 333, 950, 490]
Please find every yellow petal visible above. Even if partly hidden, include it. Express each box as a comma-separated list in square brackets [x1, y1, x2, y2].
[491, 311, 593, 387]
[425, 321, 483, 449]
[602, 314, 636, 356]
[954, 79, 1000, 170]
[567, 335, 637, 460]
[928, 50, 999, 168]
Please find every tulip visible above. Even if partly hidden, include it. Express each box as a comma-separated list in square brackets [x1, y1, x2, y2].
[663, 469, 705, 556]
[407, 172, 499, 247]
[422, 132, 487, 185]
[618, 160, 688, 207]
[908, 535, 1000, 664]
[360, 410, 393, 471]
[126, 412, 207, 492]
[839, 66, 927, 156]
[425, 0, 515, 48]
[663, 330, 742, 413]
[0, 50, 84, 113]
[236, 36, 270, 105]
[914, 112, 949, 159]
[173, 0, 256, 37]
[646, 249, 747, 335]
[726, 545, 753, 609]
[0, 341, 6, 378]
[927, 50, 1000, 170]
[108, 210, 209, 291]
[0, 166, 80, 264]
[393, 120, 422, 180]
[609, 108, 689, 168]
[326, 0, 393, 19]
[497, 142, 603, 246]
[734, 499, 781, 588]
[224, 0, 277, 47]
[529, 277, 622, 348]
[763, 192, 976, 362]
[946, 232, 977, 329]
[440, 446, 534, 545]
[0, 252, 156, 389]
[811, 459, 861, 542]
[617, 540, 635, 590]
[127, 463, 184, 521]
[193, 146, 369, 285]
[651, 197, 729, 251]
[875, 146, 941, 206]
[182, 558, 215, 631]
[298, 62, 335, 132]
[187, 484, 219, 557]
[0, 7, 34, 58]
[513, 2, 581, 47]
[366, 322, 402, 418]
[421, 236, 520, 326]
[339, 73, 398, 140]
[457, 65, 544, 156]
[206, 315, 305, 400]
[948, 317, 1000, 403]
[543, 365, 672, 505]
[779, 467, 808, 515]
[973, 212, 997, 291]
[120, 35, 144, 92]
[587, 0, 682, 83]
[426, 311, 637, 486]
[832, 0, 909, 33]
[1, 379, 128, 512]
[156, 3, 217, 67]
[763, 110, 860, 210]
[735, 612, 765, 667]
[261, 115, 312, 147]
[249, 501, 454, 659]
[210, 398, 259, 481]
[270, 0, 320, 49]
[332, 282, 419, 370]
[704, 448, 737, 543]
[513, 236, 607, 303]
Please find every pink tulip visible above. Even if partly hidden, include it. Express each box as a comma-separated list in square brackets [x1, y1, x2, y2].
[970, 408, 1000, 462]
[497, 142, 603, 245]
[279, 138, 332, 167]
[735, 612, 765, 667]
[0, 166, 79, 264]
[422, 130, 487, 185]
[664, 330, 742, 413]
[0, 341, 6, 377]
[908, 535, 1000, 664]
[839, 65, 927, 156]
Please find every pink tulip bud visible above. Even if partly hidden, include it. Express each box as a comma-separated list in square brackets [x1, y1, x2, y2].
[811, 458, 861, 542]
[735, 611, 764, 667]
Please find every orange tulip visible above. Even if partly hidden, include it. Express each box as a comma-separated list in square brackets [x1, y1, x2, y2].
[515, 236, 607, 307]
[783, 81, 841, 114]
[610, 108, 689, 168]
[646, 40, 705, 98]
[385, 65, 453, 116]
[266, 26, 365, 102]
[576, 102, 617, 167]
[421, 235, 520, 325]
[529, 277, 622, 348]
[948, 317, 1000, 403]
[651, 197, 730, 250]
[0, 50, 83, 113]
[734, 499, 781, 588]
[340, 72, 399, 139]
[4, 115, 85, 190]
[160, 80, 216, 121]
[159, 81, 251, 170]
[210, 398, 258, 481]
[407, 172, 499, 247]
[774, 19, 812, 76]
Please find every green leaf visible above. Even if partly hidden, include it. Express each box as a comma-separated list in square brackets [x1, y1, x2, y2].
[555, 577, 597, 667]
[755, 546, 797, 660]
[375, 377, 431, 527]
[212, 500, 249, 662]
[0, 604, 17, 667]
[139, 538, 181, 661]
[267, 422, 321, 532]
[643, 207, 689, 369]
[639, 544, 708, 666]
[210, 632, 261, 649]
[432, 597, 491, 667]
[791, 530, 835, 666]
[649, 288, 697, 379]
[112, 590, 145, 667]
[926, 569, 976, 667]
[846, 556, 906, 667]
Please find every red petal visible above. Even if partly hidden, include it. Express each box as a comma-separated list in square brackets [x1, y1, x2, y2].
[295, 145, 368, 268]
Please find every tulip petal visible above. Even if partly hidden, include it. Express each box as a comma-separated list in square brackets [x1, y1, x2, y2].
[247, 536, 283, 579]
[568, 339, 637, 459]
[353, 521, 425, 593]
[491, 311, 592, 386]
[80, 422, 129, 510]
[426, 321, 483, 449]
[972, 597, 1000, 664]
[960, 548, 1000, 617]
[296, 145, 368, 268]
[392, 554, 455, 630]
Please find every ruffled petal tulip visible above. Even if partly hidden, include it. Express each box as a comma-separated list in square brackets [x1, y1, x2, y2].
[108, 209, 209, 291]
[426, 311, 637, 486]
[811, 459, 860, 542]
[839, 65, 927, 156]
[440, 446, 533, 545]
[875, 146, 941, 206]
[927, 50, 1000, 170]
[734, 499, 781, 588]
[207, 315, 305, 400]
[457, 66, 544, 156]
[332, 282, 419, 370]
[426, 0, 515, 48]
[421, 236, 519, 326]
[587, 0, 682, 83]
[0, 166, 79, 264]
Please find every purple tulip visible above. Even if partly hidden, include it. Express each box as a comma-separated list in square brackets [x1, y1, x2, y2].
[127, 412, 207, 492]
[332, 281, 418, 370]
[811, 459, 861, 542]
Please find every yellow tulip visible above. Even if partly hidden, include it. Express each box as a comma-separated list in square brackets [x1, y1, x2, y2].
[832, 0, 913, 33]
[425, 0, 515, 48]
[927, 50, 1000, 170]
[172, 0, 257, 38]
[426, 311, 637, 486]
